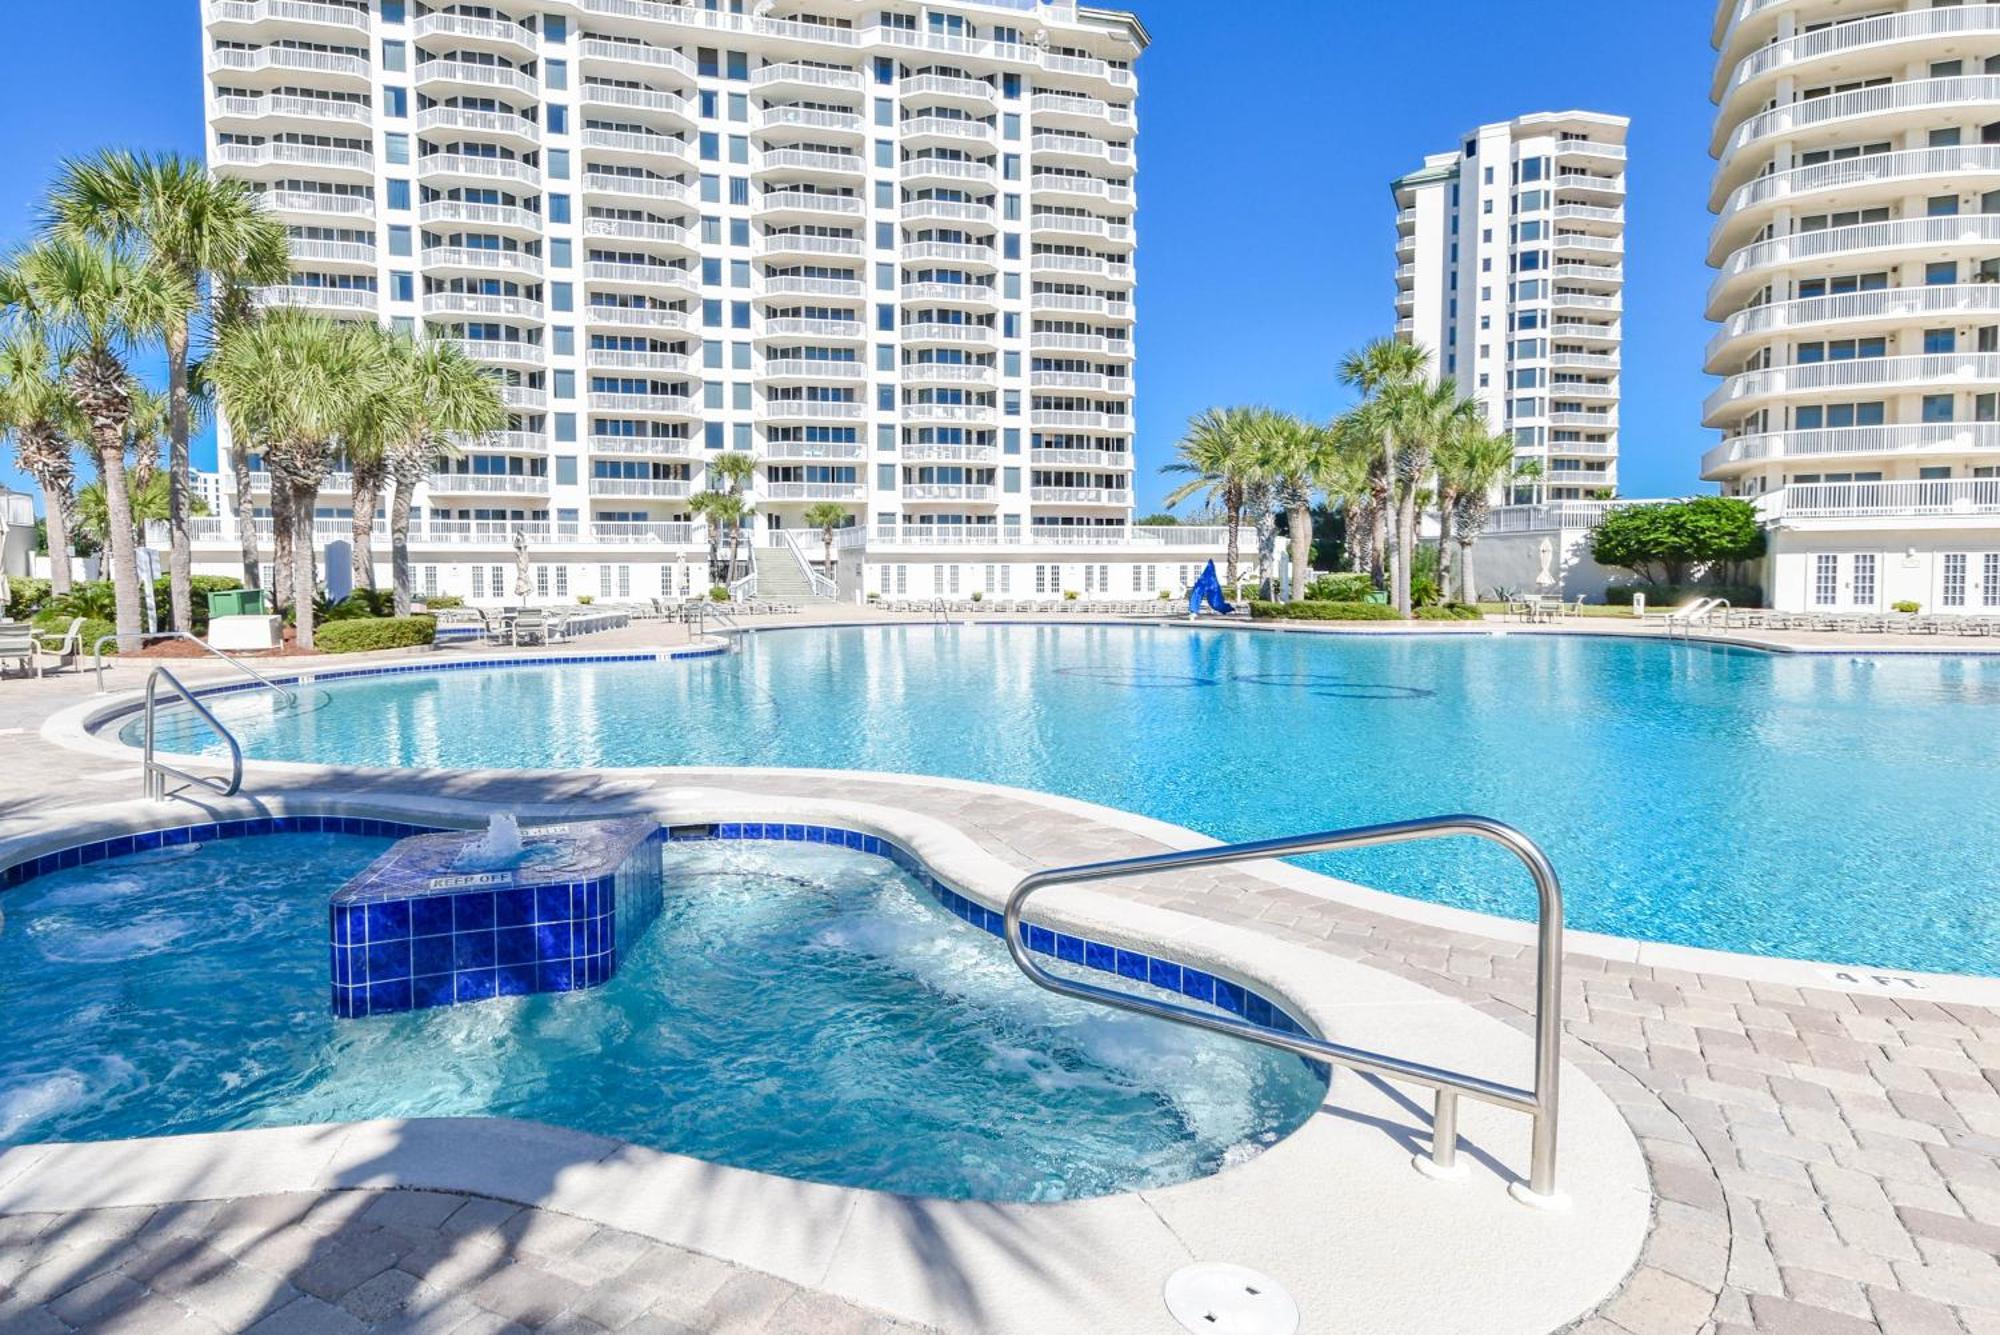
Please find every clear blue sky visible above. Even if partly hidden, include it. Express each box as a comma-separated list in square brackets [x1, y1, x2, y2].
[0, 1, 1721, 511]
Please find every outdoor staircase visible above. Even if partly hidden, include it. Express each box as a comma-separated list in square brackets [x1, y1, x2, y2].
[752, 544, 836, 602]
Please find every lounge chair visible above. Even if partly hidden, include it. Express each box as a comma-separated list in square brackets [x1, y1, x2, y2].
[31, 618, 84, 674]
[511, 609, 548, 646]
[0, 624, 39, 678]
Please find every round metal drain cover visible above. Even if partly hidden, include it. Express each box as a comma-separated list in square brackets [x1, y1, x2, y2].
[1163, 1262, 1299, 1335]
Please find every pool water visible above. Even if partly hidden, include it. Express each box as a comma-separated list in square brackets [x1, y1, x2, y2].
[0, 834, 1324, 1200]
[129, 626, 2000, 974]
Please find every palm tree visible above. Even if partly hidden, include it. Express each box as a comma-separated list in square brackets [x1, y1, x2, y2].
[689, 490, 745, 587]
[1512, 457, 1546, 507]
[802, 500, 847, 581]
[1433, 415, 1509, 603]
[4, 237, 193, 647]
[378, 334, 505, 615]
[1254, 411, 1342, 602]
[44, 150, 288, 633]
[0, 328, 82, 595]
[1447, 432, 1517, 604]
[209, 310, 384, 649]
[1391, 377, 1482, 609]
[1161, 406, 1260, 586]
[1337, 339, 1429, 614]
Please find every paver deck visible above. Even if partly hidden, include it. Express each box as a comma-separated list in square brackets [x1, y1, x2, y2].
[2, 613, 1997, 1333]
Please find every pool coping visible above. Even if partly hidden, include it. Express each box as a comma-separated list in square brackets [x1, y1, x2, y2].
[0, 786, 1653, 1335]
[43, 642, 2000, 1007]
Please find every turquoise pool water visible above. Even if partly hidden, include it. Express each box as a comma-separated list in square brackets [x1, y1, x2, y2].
[129, 626, 2000, 974]
[0, 834, 1324, 1199]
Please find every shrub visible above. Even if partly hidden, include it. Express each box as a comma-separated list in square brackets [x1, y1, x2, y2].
[322, 590, 396, 623]
[1304, 572, 1372, 602]
[32, 610, 115, 653]
[8, 577, 51, 619]
[970, 591, 983, 601]
[709, 584, 729, 602]
[1414, 603, 1484, 621]
[47, 582, 120, 621]
[1892, 600, 1920, 614]
[1249, 600, 1402, 621]
[866, 592, 880, 602]
[578, 594, 594, 605]
[1410, 575, 1441, 608]
[315, 615, 436, 654]
[419, 594, 463, 609]
[1589, 497, 1765, 586]
[1063, 590, 1079, 601]
[1603, 583, 1762, 608]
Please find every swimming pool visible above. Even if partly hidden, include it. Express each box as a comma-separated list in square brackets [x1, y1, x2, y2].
[0, 831, 1323, 1200]
[125, 625, 2000, 974]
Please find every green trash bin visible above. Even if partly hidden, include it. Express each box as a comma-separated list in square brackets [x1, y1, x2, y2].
[208, 588, 269, 619]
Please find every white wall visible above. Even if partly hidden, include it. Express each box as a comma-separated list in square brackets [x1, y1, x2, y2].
[1766, 527, 2000, 613]
[1471, 528, 1629, 602]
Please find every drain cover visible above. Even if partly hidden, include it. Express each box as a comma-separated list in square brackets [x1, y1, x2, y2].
[1163, 1262, 1299, 1335]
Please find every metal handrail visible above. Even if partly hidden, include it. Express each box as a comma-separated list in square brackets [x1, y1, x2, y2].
[930, 597, 950, 625]
[141, 666, 244, 802]
[1002, 814, 1566, 1204]
[780, 530, 838, 599]
[94, 629, 297, 703]
[693, 599, 743, 643]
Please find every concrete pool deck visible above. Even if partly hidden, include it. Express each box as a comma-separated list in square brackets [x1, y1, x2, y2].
[0, 620, 1997, 1334]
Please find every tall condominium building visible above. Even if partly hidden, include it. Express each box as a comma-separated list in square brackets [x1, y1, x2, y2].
[1703, 0, 2000, 612]
[1392, 112, 1628, 503]
[194, 0, 1231, 606]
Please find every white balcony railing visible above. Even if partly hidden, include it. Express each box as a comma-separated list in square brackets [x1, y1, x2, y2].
[1764, 478, 2000, 519]
[1702, 424, 2000, 474]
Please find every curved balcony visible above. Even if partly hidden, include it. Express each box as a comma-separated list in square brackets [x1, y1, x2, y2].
[1714, 6, 2000, 138]
[1030, 331, 1133, 360]
[899, 199, 996, 230]
[581, 217, 697, 256]
[577, 38, 696, 81]
[418, 199, 542, 237]
[451, 339, 545, 369]
[587, 391, 699, 418]
[1031, 370, 1129, 395]
[1029, 134, 1135, 171]
[902, 403, 995, 425]
[902, 443, 996, 463]
[1547, 410, 1616, 430]
[1711, 146, 2000, 261]
[586, 261, 699, 298]
[582, 172, 696, 210]
[900, 115, 995, 150]
[254, 284, 376, 314]
[1715, 78, 2000, 206]
[1030, 253, 1134, 287]
[898, 157, 997, 188]
[585, 304, 694, 333]
[1032, 447, 1132, 469]
[1705, 283, 2000, 370]
[424, 246, 544, 280]
[901, 483, 995, 503]
[761, 481, 866, 502]
[1029, 93, 1135, 134]
[761, 358, 866, 382]
[902, 321, 996, 348]
[413, 59, 538, 100]
[421, 291, 545, 322]
[208, 45, 370, 87]
[205, 0, 369, 35]
[901, 240, 997, 270]
[757, 189, 865, 223]
[1030, 212, 1135, 248]
[902, 362, 995, 387]
[580, 82, 697, 128]
[1713, 0, 1800, 70]
[1762, 477, 2000, 520]
[1029, 173, 1133, 206]
[900, 281, 998, 308]
[455, 430, 547, 455]
[1030, 409, 1131, 432]
[754, 232, 864, 262]
[757, 274, 865, 302]
[588, 436, 694, 459]
[1029, 290, 1134, 322]
[419, 152, 542, 189]
[589, 477, 693, 499]
[756, 105, 865, 140]
[580, 128, 694, 170]
[755, 147, 865, 181]
[1702, 352, 2000, 424]
[1708, 215, 2000, 318]
[211, 141, 373, 179]
[1550, 321, 1621, 346]
[899, 73, 994, 110]
[761, 400, 865, 422]
[287, 238, 375, 269]
[760, 439, 864, 463]
[212, 92, 371, 132]
[587, 350, 698, 376]
[411, 11, 537, 57]
[426, 472, 551, 498]
[1030, 486, 1129, 506]
[262, 189, 374, 222]
[415, 105, 540, 149]
[1702, 423, 2000, 477]
[500, 385, 547, 411]
[758, 316, 865, 344]
[750, 63, 863, 97]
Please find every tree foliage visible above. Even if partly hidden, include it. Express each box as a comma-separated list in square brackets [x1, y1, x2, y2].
[1589, 497, 1766, 586]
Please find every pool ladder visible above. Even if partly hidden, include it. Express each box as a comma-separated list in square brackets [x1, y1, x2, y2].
[136, 648, 297, 801]
[1003, 815, 1567, 1206]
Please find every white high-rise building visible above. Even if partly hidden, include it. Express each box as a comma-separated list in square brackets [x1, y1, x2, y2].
[1392, 112, 1628, 503]
[1702, 0, 2000, 614]
[194, 0, 1235, 606]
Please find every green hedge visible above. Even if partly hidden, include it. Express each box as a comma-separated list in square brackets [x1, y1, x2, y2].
[315, 615, 436, 654]
[1249, 600, 1402, 621]
[1603, 583, 1761, 608]
[8, 577, 51, 619]
[1304, 572, 1373, 602]
[1413, 603, 1484, 621]
[419, 594, 464, 609]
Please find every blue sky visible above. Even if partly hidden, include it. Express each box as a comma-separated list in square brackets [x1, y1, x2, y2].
[0, 1, 1722, 511]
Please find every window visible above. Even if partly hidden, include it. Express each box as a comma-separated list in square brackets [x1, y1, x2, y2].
[1925, 328, 1956, 354]
[1852, 553, 1876, 608]
[1923, 394, 1956, 423]
[1944, 553, 1968, 607]
[1985, 553, 2000, 607]
[555, 566, 568, 597]
[1813, 554, 1837, 607]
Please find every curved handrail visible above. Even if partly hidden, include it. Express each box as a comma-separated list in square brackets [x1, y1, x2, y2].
[779, 530, 838, 599]
[1002, 814, 1565, 1203]
[94, 629, 297, 703]
[141, 666, 244, 802]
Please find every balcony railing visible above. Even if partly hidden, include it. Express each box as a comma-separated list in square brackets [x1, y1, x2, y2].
[1704, 352, 2000, 422]
[1706, 283, 2000, 364]
[1763, 478, 2000, 519]
[1702, 424, 2000, 474]
[589, 476, 693, 498]
[425, 472, 551, 495]
[1726, 77, 2000, 163]
[761, 481, 866, 501]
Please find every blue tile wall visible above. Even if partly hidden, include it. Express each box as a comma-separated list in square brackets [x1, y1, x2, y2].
[0, 815, 443, 890]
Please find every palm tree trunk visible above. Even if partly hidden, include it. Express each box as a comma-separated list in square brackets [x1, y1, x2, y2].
[1379, 430, 1401, 613]
[39, 481, 74, 597]
[727, 522, 744, 588]
[93, 433, 144, 646]
[1369, 499, 1386, 586]
[1288, 503, 1311, 601]
[349, 470, 379, 593]
[1223, 498, 1240, 588]
[165, 321, 194, 633]
[1459, 537, 1478, 605]
[230, 440, 260, 590]
[1435, 493, 1457, 603]
[389, 474, 416, 616]
[270, 482, 293, 614]
[1395, 487, 1418, 612]
[291, 482, 318, 650]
